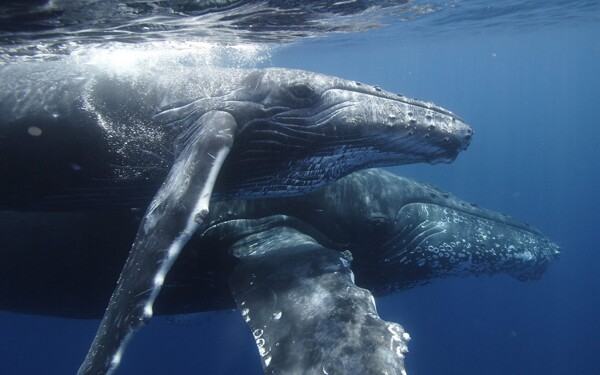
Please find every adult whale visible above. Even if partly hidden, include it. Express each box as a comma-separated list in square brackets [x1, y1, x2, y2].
[0, 61, 472, 375]
[0, 169, 559, 374]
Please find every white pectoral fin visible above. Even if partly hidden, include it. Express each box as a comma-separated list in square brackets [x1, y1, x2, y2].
[77, 111, 237, 375]
[230, 239, 410, 375]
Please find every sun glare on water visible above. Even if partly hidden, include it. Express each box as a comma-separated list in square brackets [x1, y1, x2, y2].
[72, 41, 271, 74]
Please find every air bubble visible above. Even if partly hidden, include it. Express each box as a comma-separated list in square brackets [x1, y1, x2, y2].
[69, 162, 82, 171]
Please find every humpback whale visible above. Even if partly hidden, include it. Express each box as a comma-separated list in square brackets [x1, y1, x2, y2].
[0, 169, 559, 317]
[0, 61, 471, 375]
[0, 169, 559, 374]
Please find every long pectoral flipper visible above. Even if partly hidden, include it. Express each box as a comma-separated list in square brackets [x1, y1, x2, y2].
[78, 111, 237, 375]
[230, 227, 410, 375]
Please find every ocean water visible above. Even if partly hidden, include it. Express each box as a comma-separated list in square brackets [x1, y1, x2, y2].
[1, 1, 599, 374]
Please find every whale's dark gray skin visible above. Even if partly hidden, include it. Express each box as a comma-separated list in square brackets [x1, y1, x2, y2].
[0, 61, 471, 375]
[0, 169, 559, 319]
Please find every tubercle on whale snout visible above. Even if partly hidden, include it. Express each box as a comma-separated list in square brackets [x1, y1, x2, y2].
[427, 117, 473, 156]
[319, 89, 474, 157]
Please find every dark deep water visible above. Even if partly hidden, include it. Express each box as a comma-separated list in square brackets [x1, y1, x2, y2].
[1, 2, 599, 374]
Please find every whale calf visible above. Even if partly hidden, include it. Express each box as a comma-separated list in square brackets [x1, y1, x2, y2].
[0, 169, 558, 374]
[0, 61, 471, 374]
[0, 169, 559, 317]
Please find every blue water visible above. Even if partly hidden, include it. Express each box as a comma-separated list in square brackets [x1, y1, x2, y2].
[283, 23, 600, 375]
[1, 3, 599, 375]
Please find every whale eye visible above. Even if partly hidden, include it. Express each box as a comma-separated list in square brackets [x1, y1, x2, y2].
[289, 83, 315, 99]
[366, 213, 391, 230]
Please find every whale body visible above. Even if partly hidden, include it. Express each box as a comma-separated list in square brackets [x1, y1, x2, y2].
[0, 61, 472, 374]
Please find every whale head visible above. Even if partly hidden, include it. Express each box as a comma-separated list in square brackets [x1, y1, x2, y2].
[229, 68, 472, 163]
[213, 68, 473, 198]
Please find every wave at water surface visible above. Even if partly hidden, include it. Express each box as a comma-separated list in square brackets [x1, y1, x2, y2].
[1, 0, 599, 62]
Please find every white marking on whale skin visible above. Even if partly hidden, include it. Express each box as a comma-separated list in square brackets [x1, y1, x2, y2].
[27, 126, 42, 136]
[197, 148, 229, 219]
[387, 322, 410, 360]
[272, 311, 282, 320]
[107, 333, 133, 375]
[110, 347, 123, 369]
[369, 294, 377, 313]
[513, 250, 534, 261]
[143, 147, 230, 321]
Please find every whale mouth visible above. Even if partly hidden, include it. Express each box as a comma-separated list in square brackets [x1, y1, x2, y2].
[269, 87, 473, 166]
